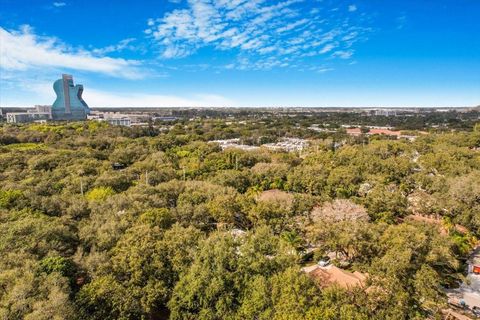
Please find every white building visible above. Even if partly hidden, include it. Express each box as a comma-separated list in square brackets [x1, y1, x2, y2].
[105, 118, 131, 127]
[6, 105, 52, 123]
[262, 138, 309, 152]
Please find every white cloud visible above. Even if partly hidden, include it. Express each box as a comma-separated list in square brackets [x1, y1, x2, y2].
[396, 14, 407, 30]
[145, 0, 370, 69]
[147, 18, 156, 26]
[348, 5, 357, 12]
[276, 18, 309, 33]
[332, 50, 354, 59]
[91, 38, 137, 55]
[0, 25, 144, 79]
[310, 65, 334, 73]
[319, 43, 336, 54]
[53, 2, 66, 7]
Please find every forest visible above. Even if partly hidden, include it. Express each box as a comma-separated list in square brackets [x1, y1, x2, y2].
[0, 118, 480, 320]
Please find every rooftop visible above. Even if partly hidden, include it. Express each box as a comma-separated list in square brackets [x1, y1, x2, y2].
[302, 264, 367, 289]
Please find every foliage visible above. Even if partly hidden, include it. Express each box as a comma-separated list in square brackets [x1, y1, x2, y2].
[0, 119, 479, 319]
[85, 186, 116, 201]
[0, 189, 25, 209]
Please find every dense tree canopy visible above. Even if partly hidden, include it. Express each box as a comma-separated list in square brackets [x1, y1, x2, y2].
[0, 118, 479, 319]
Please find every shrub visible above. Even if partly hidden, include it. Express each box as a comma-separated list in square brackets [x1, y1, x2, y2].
[86, 187, 116, 201]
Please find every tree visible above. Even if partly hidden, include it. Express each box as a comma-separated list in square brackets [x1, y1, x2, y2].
[168, 232, 239, 320]
[364, 185, 408, 222]
[311, 199, 369, 223]
[168, 227, 298, 319]
[368, 223, 457, 318]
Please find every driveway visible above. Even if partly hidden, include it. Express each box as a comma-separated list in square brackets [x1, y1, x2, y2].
[447, 247, 480, 311]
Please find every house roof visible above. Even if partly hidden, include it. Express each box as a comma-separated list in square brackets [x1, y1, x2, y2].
[303, 265, 367, 289]
[368, 129, 402, 136]
[346, 128, 362, 136]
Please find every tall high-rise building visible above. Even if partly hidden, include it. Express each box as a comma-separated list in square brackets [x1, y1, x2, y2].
[52, 74, 90, 120]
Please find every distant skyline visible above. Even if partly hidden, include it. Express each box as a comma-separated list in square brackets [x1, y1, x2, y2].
[1, 0, 479, 108]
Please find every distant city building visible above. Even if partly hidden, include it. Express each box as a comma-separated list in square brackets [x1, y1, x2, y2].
[6, 112, 50, 123]
[374, 109, 397, 117]
[88, 110, 152, 126]
[33, 105, 52, 114]
[52, 74, 90, 121]
[105, 118, 132, 127]
[6, 105, 52, 124]
[209, 138, 309, 152]
[153, 116, 179, 121]
[262, 138, 309, 152]
[209, 139, 260, 151]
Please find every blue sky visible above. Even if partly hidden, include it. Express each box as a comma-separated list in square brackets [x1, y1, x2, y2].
[1, 0, 479, 108]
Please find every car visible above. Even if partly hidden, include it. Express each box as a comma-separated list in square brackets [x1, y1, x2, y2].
[472, 306, 480, 316]
[318, 257, 331, 267]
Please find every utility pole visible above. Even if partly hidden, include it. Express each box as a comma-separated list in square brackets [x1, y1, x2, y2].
[145, 170, 149, 185]
[80, 179, 84, 196]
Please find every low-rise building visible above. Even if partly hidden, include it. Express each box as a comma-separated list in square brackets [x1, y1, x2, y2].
[6, 113, 50, 123]
[6, 105, 52, 123]
[105, 118, 131, 126]
[262, 138, 309, 152]
[33, 105, 52, 114]
[209, 139, 260, 151]
[346, 128, 362, 136]
[374, 109, 397, 117]
[153, 116, 178, 121]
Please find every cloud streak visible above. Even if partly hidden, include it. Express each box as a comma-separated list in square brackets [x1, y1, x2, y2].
[91, 38, 137, 55]
[0, 25, 144, 79]
[145, 0, 370, 70]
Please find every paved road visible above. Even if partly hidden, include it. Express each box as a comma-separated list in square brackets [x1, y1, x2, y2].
[460, 273, 480, 308]
[447, 247, 480, 311]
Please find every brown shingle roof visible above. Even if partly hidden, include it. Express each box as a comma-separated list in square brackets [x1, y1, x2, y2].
[304, 265, 366, 289]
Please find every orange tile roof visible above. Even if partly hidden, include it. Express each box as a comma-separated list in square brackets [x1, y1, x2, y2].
[368, 129, 402, 136]
[346, 128, 362, 136]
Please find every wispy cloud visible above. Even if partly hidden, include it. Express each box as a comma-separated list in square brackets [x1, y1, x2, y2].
[332, 50, 354, 59]
[310, 65, 334, 73]
[396, 14, 407, 30]
[0, 25, 144, 79]
[91, 38, 137, 55]
[319, 43, 337, 54]
[145, 0, 371, 70]
[52, 2, 66, 7]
